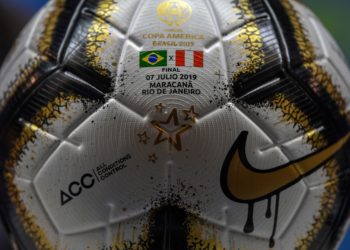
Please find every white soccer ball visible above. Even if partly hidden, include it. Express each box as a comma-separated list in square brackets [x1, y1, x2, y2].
[1, 0, 350, 249]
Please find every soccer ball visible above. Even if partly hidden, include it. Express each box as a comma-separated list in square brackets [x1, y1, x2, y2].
[1, 0, 350, 249]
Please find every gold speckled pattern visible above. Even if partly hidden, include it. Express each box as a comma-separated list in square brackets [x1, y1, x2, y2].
[38, 0, 66, 55]
[0, 56, 45, 112]
[278, 1, 346, 248]
[83, 222, 150, 249]
[272, 93, 326, 149]
[4, 94, 79, 250]
[231, 0, 265, 82]
[304, 63, 347, 117]
[0, 0, 65, 113]
[108, 224, 151, 250]
[272, 93, 339, 250]
[186, 216, 225, 250]
[280, 0, 348, 119]
[86, 0, 119, 77]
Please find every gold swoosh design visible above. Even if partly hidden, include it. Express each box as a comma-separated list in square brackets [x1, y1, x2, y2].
[221, 131, 350, 203]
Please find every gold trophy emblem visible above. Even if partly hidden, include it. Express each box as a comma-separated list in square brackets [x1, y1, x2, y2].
[157, 0, 192, 27]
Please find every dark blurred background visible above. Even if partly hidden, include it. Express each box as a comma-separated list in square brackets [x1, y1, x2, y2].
[0, 0, 349, 249]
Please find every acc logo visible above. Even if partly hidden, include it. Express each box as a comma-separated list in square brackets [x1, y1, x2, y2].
[157, 0, 192, 27]
[60, 173, 95, 206]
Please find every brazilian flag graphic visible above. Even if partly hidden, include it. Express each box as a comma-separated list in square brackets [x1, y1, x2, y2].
[140, 50, 167, 67]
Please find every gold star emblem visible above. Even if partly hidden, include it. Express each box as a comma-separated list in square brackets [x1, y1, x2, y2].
[155, 103, 165, 113]
[137, 131, 150, 144]
[151, 108, 192, 151]
[148, 153, 158, 163]
[183, 105, 199, 123]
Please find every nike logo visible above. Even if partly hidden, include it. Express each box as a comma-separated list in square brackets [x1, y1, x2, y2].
[221, 131, 350, 203]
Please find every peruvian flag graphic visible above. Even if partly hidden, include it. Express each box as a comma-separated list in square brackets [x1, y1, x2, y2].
[175, 50, 204, 67]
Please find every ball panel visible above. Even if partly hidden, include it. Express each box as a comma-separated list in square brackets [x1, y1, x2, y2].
[291, 0, 350, 92]
[289, 0, 350, 124]
[279, 184, 327, 249]
[14, 178, 59, 247]
[15, 127, 60, 181]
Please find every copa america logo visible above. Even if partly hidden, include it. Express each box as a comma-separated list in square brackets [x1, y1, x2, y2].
[157, 0, 193, 26]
